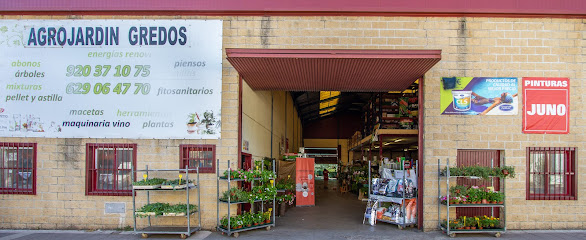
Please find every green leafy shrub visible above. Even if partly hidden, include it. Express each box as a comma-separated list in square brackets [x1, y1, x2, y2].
[133, 178, 167, 186]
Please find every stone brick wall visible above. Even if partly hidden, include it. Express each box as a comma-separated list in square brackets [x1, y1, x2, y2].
[0, 15, 583, 231]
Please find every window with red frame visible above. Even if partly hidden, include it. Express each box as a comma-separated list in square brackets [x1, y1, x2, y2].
[86, 143, 136, 196]
[527, 147, 576, 200]
[0, 143, 36, 195]
[180, 145, 215, 173]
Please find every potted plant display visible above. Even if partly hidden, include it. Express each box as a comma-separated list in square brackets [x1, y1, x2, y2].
[133, 177, 167, 189]
[275, 177, 295, 192]
[163, 204, 198, 216]
[161, 178, 191, 190]
[443, 165, 516, 180]
[222, 169, 243, 179]
[136, 203, 170, 217]
[220, 187, 246, 202]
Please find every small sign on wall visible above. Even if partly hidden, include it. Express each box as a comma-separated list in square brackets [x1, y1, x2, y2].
[242, 140, 249, 152]
[522, 77, 570, 134]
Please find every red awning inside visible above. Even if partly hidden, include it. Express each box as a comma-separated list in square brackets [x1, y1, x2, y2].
[226, 49, 441, 92]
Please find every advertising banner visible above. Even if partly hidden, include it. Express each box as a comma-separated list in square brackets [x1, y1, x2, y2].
[0, 20, 223, 139]
[295, 158, 315, 207]
[522, 77, 570, 134]
[441, 77, 518, 115]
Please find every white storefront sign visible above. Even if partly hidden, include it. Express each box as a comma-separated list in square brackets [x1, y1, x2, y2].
[0, 20, 223, 139]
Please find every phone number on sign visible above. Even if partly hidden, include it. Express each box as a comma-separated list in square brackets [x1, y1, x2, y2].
[66, 65, 150, 77]
[65, 82, 151, 95]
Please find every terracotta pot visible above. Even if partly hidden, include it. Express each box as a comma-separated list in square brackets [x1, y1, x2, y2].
[498, 201, 503, 204]
[481, 199, 488, 204]
[246, 224, 251, 228]
[457, 227, 464, 230]
[471, 227, 476, 230]
[253, 223, 258, 226]
[479, 227, 483, 229]
[265, 220, 271, 224]
[464, 227, 470, 230]
[491, 201, 497, 204]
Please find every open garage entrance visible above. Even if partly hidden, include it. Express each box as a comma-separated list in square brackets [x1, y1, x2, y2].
[228, 48, 441, 230]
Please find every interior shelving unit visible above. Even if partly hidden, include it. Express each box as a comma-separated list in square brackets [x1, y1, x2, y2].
[216, 159, 276, 238]
[132, 166, 201, 239]
[362, 93, 418, 137]
[437, 159, 506, 238]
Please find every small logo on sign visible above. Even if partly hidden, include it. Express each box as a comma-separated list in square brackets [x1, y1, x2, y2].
[499, 104, 513, 111]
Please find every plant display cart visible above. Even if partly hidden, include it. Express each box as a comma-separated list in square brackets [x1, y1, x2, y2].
[132, 166, 201, 239]
[216, 159, 276, 238]
[363, 160, 418, 229]
[437, 158, 507, 238]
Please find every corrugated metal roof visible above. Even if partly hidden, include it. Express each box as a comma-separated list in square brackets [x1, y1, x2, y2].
[226, 49, 441, 92]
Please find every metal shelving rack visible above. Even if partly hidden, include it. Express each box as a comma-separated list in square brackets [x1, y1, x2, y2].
[437, 158, 506, 238]
[216, 159, 276, 238]
[364, 160, 418, 229]
[132, 166, 201, 239]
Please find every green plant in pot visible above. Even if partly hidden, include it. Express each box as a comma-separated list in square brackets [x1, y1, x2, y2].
[494, 192, 504, 204]
[231, 215, 243, 229]
[253, 213, 263, 225]
[485, 191, 496, 204]
[459, 216, 470, 229]
[220, 216, 230, 229]
[262, 211, 271, 223]
[275, 177, 295, 192]
[498, 166, 515, 178]
[242, 212, 253, 228]
[485, 216, 500, 228]
[221, 187, 243, 202]
[229, 216, 238, 229]
[260, 169, 276, 182]
[451, 219, 463, 229]
[465, 216, 477, 229]
[467, 186, 483, 204]
[449, 185, 468, 197]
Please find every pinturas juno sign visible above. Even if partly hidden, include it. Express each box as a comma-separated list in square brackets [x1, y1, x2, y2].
[522, 77, 570, 134]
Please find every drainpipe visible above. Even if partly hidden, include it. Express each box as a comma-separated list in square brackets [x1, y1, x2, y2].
[271, 91, 274, 158]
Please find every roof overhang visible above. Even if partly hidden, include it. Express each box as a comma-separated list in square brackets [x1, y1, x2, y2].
[226, 49, 441, 92]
